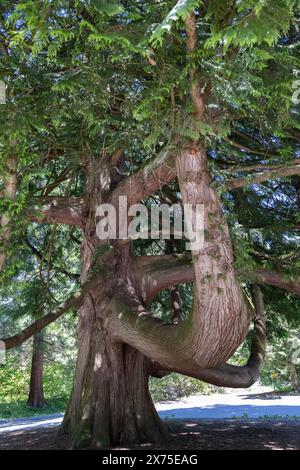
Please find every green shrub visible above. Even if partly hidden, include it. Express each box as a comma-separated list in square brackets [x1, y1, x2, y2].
[0, 363, 29, 403]
[150, 373, 212, 402]
[0, 360, 74, 418]
[0, 397, 68, 419]
[0, 361, 74, 404]
[0, 362, 212, 419]
[43, 363, 74, 401]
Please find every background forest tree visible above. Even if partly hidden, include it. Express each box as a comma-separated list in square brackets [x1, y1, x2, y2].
[0, 0, 300, 448]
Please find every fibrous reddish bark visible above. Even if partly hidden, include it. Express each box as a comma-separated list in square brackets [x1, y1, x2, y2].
[134, 255, 300, 302]
[0, 146, 269, 448]
[226, 162, 300, 189]
[109, 150, 176, 207]
[104, 146, 261, 382]
[59, 156, 168, 448]
[28, 197, 85, 226]
[61, 292, 167, 448]
[3, 9, 290, 449]
[109, 150, 300, 205]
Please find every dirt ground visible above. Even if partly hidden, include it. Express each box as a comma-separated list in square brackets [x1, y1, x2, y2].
[0, 419, 299, 450]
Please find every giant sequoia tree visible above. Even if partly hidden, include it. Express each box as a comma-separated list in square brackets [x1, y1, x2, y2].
[1, 0, 300, 448]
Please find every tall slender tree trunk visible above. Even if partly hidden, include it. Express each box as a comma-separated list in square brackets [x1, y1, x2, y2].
[27, 332, 46, 408]
[0, 155, 17, 272]
[290, 363, 300, 392]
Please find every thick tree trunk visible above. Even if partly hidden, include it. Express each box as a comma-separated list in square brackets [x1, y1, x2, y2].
[27, 332, 46, 408]
[58, 139, 265, 447]
[61, 292, 167, 449]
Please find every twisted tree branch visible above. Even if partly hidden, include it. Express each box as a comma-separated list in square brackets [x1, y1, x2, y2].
[28, 197, 85, 226]
[135, 254, 300, 300]
[226, 161, 300, 189]
[109, 152, 300, 207]
[109, 150, 176, 207]
[105, 282, 266, 388]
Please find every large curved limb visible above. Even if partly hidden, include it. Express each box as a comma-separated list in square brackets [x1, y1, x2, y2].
[106, 285, 266, 388]
[106, 145, 253, 371]
[106, 284, 266, 388]
[187, 285, 267, 388]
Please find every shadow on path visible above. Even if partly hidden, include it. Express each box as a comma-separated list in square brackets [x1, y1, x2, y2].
[0, 419, 299, 450]
[159, 403, 300, 420]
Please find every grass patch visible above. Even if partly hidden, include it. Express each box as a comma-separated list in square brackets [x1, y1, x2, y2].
[0, 363, 213, 420]
[0, 397, 68, 420]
